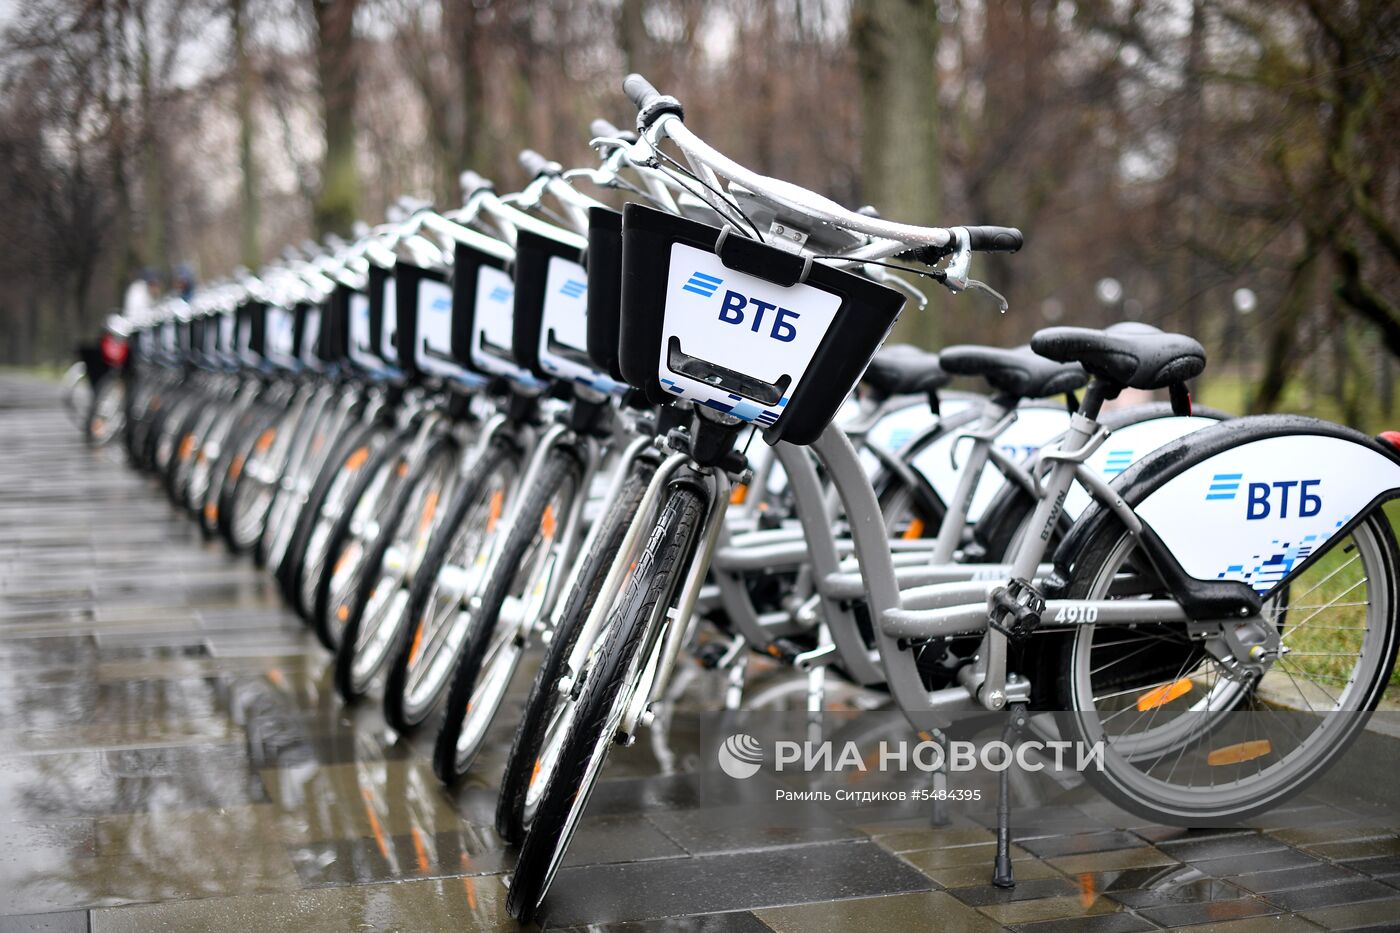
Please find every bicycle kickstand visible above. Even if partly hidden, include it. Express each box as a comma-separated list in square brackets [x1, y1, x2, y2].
[992, 703, 1028, 889]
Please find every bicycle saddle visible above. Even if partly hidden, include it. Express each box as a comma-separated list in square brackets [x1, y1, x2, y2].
[861, 344, 947, 400]
[1030, 323, 1205, 390]
[938, 344, 1087, 400]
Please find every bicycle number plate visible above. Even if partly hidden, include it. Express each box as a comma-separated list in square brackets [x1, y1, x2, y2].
[379, 276, 398, 365]
[658, 243, 840, 427]
[1137, 433, 1400, 594]
[299, 306, 321, 365]
[415, 278, 477, 383]
[470, 266, 537, 385]
[347, 292, 378, 370]
[264, 305, 296, 365]
[217, 313, 234, 354]
[540, 256, 623, 394]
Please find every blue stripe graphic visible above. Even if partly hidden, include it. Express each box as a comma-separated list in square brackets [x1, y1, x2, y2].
[682, 271, 723, 297]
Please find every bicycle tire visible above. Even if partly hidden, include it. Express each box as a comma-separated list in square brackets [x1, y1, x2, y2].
[1054, 511, 1400, 825]
[507, 481, 706, 923]
[311, 430, 414, 648]
[432, 445, 584, 783]
[496, 460, 655, 842]
[381, 440, 519, 733]
[334, 434, 459, 702]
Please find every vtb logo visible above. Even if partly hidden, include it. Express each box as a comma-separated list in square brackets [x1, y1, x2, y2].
[1209, 472, 1323, 520]
[681, 270, 801, 343]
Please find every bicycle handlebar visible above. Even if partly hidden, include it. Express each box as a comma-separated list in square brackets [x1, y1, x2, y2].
[589, 118, 635, 142]
[518, 149, 557, 178]
[622, 72, 1023, 257]
[459, 170, 493, 198]
[623, 73, 683, 125]
[965, 226, 1022, 253]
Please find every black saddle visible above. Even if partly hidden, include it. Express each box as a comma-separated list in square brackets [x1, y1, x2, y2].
[938, 344, 1087, 400]
[1030, 323, 1205, 390]
[862, 344, 948, 400]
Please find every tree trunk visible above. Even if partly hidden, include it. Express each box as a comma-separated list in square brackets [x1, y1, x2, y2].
[232, 0, 260, 267]
[1252, 237, 1320, 413]
[311, 0, 360, 237]
[136, 0, 167, 275]
[619, 0, 650, 77]
[852, 0, 940, 347]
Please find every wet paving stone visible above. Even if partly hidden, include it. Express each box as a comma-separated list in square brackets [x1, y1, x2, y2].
[0, 910, 91, 933]
[1019, 832, 1149, 859]
[1009, 913, 1159, 933]
[1134, 895, 1280, 927]
[1262, 878, 1400, 912]
[540, 839, 935, 926]
[5, 374, 1400, 929]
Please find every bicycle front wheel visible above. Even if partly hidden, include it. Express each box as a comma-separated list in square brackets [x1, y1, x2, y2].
[507, 480, 706, 923]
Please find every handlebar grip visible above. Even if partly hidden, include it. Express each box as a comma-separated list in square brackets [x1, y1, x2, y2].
[590, 117, 624, 139]
[622, 72, 684, 128]
[518, 149, 555, 178]
[623, 73, 661, 109]
[459, 170, 493, 198]
[965, 226, 1023, 253]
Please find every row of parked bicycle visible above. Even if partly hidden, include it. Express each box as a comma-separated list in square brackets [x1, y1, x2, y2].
[92, 75, 1400, 921]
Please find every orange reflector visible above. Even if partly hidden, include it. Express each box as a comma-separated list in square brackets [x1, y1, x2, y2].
[1079, 872, 1097, 908]
[540, 503, 557, 540]
[530, 757, 541, 787]
[408, 621, 425, 664]
[1136, 678, 1193, 712]
[730, 483, 749, 505]
[397, 461, 409, 477]
[486, 489, 505, 533]
[411, 825, 430, 873]
[229, 455, 245, 480]
[255, 428, 276, 453]
[92, 418, 105, 434]
[1207, 740, 1272, 767]
[345, 446, 369, 471]
[419, 491, 440, 535]
[333, 549, 352, 576]
[336, 604, 349, 622]
[361, 788, 389, 859]
[178, 434, 195, 461]
[902, 517, 926, 540]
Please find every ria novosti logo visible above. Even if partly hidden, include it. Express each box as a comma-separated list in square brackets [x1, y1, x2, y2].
[716, 733, 764, 779]
[716, 732, 1104, 779]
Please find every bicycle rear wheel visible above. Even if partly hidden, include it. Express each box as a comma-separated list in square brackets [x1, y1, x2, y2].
[1056, 511, 1400, 825]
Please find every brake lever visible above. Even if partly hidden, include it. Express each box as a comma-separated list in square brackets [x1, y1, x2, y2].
[966, 278, 1010, 313]
[862, 264, 928, 310]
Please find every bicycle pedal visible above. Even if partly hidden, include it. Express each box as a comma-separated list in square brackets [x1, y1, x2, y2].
[988, 578, 1045, 644]
[694, 642, 728, 669]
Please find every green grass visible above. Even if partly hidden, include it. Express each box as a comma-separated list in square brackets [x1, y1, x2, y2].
[1194, 371, 1400, 437]
[0, 363, 69, 381]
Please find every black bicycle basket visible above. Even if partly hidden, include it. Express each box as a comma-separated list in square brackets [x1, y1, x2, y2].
[619, 203, 905, 445]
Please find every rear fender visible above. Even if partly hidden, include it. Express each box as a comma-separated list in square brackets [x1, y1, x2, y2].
[1052, 415, 1400, 618]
